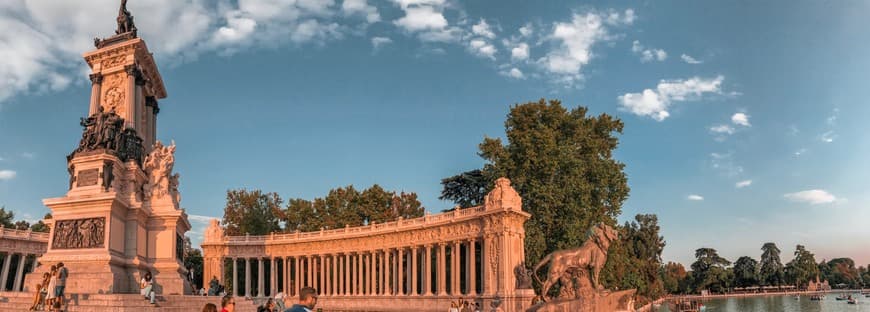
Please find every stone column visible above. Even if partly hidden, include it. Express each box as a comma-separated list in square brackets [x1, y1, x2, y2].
[332, 255, 338, 296]
[423, 245, 432, 296]
[349, 253, 355, 296]
[88, 74, 102, 115]
[31, 255, 38, 271]
[343, 253, 350, 295]
[232, 258, 238, 297]
[134, 70, 145, 132]
[437, 243, 446, 296]
[245, 258, 251, 297]
[369, 252, 377, 295]
[380, 250, 386, 295]
[385, 249, 392, 295]
[258, 258, 265, 297]
[270, 257, 276, 296]
[13, 254, 25, 291]
[357, 253, 363, 295]
[411, 247, 418, 296]
[283, 257, 291, 296]
[295, 257, 301, 296]
[468, 239, 476, 295]
[305, 256, 314, 287]
[123, 65, 138, 129]
[0, 252, 10, 291]
[397, 248, 405, 295]
[453, 241, 462, 295]
[320, 255, 326, 294]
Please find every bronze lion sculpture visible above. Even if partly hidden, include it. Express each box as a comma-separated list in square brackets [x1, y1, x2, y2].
[532, 223, 619, 300]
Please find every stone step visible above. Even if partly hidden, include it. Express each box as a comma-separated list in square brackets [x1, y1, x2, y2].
[0, 292, 260, 312]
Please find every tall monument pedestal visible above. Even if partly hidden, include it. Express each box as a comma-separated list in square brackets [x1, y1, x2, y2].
[26, 1, 191, 296]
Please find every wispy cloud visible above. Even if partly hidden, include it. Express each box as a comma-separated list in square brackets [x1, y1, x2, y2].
[784, 189, 837, 205]
[680, 54, 702, 64]
[0, 170, 15, 180]
[820, 131, 836, 143]
[735, 180, 752, 188]
[687, 194, 704, 201]
[710, 152, 744, 177]
[631, 40, 667, 62]
[371, 36, 392, 51]
[618, 76, 725, 121]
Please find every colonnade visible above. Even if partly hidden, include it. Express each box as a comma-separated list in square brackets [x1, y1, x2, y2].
[0, 252, 39, 292]
[223, 239, 484, 298]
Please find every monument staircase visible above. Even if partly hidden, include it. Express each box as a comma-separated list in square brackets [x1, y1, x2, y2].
[0, 291, 260, 312]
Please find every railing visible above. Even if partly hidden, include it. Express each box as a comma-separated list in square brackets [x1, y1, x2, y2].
[221, 205, 489, 244]
[0, 227, 50, 241]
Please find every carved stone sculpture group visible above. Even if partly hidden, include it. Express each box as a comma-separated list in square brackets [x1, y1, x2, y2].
[143, 140, 181, 205]
[52, 217, 106, 249]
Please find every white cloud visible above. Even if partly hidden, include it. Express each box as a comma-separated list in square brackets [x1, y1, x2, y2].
[511, 42, 529, 61]
[731, 112, 750, 127]
[468, 39, 497, 60]
[709, 124, 735, 135]
[784, 189, 837, 205]
[471, 19, 496, 39]
[618, 76, 725, 121]
[794, 148, 807, 157]
[501, 67, 524, 79]
[0, 170, 15, 180]
[518, 24, 533, 37]
[539, 9, 634, 86]
[821, 131, 836, 143]
[735, 180, 752, 188]
[0, 0, 366, 103]
[687, 194, 704, 201]
[371, 36, 392, 50]
[391, 0, 461, 43]
[631, 40, 666, 62]
[342, 0, 381, 23]
[393, 3, 447, 31]
[681, 54, 702, 64]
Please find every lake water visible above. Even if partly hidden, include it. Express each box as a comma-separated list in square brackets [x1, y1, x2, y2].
[656, 294, 870, 312]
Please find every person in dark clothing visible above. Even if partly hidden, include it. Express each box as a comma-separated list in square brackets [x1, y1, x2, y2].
[283, 287, 317, 312]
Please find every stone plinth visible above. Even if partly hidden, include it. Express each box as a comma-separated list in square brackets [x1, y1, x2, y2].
[526, 290, 636, 312]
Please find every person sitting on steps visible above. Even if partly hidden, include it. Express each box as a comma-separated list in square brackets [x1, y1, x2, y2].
[140, 271, 156, 304]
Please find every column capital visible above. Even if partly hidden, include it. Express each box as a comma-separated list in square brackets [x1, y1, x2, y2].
[89, 73, 103, 84]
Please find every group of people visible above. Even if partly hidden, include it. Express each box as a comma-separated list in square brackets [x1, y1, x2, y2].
[448, 299, 482, 312]
[200, 287, 319, 312]
[28, 262, 67, 311]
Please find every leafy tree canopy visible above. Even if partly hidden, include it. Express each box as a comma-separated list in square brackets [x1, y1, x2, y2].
[443, 99, 629, 266]
[759, 242, 785, 286]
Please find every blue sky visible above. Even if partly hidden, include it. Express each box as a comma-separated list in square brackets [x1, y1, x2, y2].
[1, 0, 869, 267]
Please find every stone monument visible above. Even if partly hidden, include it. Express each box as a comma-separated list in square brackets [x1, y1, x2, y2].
[25, 0, 192, 295]
[526, 224, 636, 312]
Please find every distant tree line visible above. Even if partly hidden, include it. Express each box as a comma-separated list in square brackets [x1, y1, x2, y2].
[221, 185, 424, 236]
[669, 242, 870, 294]
[0, 206, 50, 233]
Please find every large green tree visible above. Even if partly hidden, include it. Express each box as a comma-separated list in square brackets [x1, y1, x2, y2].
[221, 189, 283, 235]
[660, 262, 688, 294]
[732, 256, 759, 288]
[784, 245, 819, 288]
[823, 258, 861, 288]
[759, 242, 785, 286]
[600, 214, 666, 303]
[690, 248, 731, 293]
[453, 99, 629, 266]
[0, 206, 15, 228]
[439, 169, 488, 209]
